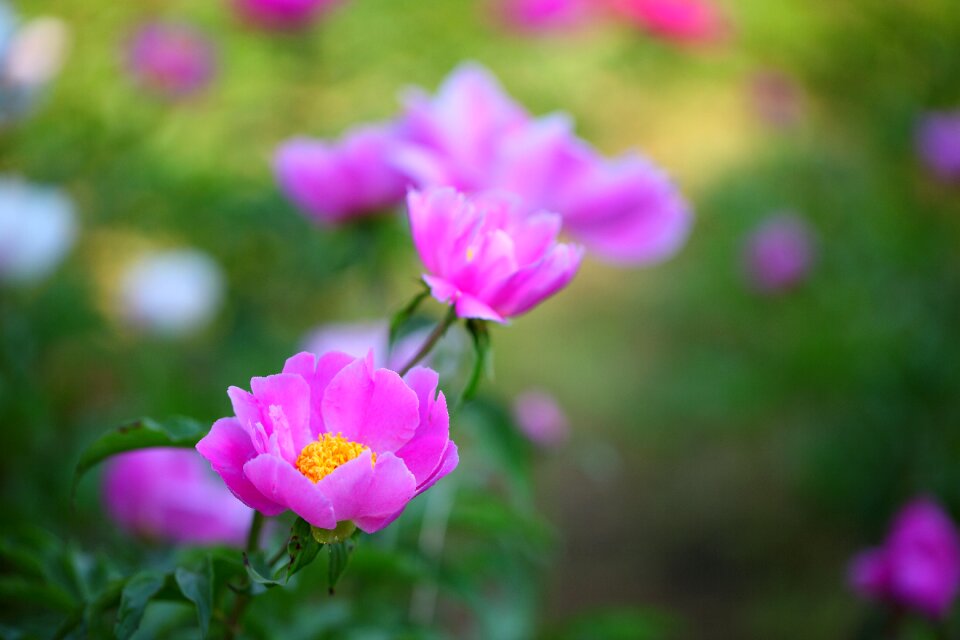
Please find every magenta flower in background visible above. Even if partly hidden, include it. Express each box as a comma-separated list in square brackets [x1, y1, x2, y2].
[196, 351, 458, 533]
[103, 448, 252, 546]
[493, 0, 593, 33]
[608, 0, 725, 44]
[408, 187, 582, 322]
[275, 124, 408, 224]
[916, 111, 960, 182]
[394, 63, 528, 193]
[125, 22, 216, 98]
[743, 213, 815, 294]
[394, 63, 691, 266]
[849, 497, 960, 619]
[513, 390, 570, 448]
[232, 0, 341, 31]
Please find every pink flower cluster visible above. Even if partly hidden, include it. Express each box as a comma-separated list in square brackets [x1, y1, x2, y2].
[274, 63, 691, 267]
[849, 497, 960, 619]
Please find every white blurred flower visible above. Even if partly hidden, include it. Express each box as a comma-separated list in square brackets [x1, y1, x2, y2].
[119, 249, 224, 337]
[0, 2, 69, 123]
[5, 17, 69, 87]
[0, 176, 76, 285]
[302, 320, 430, 371]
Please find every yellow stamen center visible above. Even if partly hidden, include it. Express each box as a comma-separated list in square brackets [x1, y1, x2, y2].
[295, 433, 374, 483]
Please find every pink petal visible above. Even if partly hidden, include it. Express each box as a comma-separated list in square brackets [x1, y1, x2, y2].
[491, 243, 582, 317]
[250, 373, 311, 463]
[395, 367, 451, 486]
[243, 454, 336, 529]
[414, 441, 459, 496]
[350, 452, 417, 533]
[320, 353, 420, 453]
[281, 350, 355, 440]
[196, 418, 285, 515]
[316, 449, 375, 523]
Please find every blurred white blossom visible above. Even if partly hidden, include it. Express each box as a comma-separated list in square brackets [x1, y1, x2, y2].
[0, 176, 76, 285]
[119, 249, 224, 337]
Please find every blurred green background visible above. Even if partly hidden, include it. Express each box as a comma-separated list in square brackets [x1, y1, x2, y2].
[3, 0, 960, 638]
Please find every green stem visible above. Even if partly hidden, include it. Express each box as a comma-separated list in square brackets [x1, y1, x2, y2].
[226, 512, 265, 638]
[397, 305, 458, 377]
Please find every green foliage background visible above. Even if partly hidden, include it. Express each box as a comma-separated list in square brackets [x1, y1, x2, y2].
[2, 0, 960, 638]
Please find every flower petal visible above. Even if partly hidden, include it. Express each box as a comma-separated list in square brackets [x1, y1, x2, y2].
[395, 367, 451, 486]
[196, 418, 285, 516]
[243, 454, 336, 529]
[321, 353, 419, 453]
[281, 350, 355, 442]
[250, 373, 311, 463]
[350, 452, 417, 533]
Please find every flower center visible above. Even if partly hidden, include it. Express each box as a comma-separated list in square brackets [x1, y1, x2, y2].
[296, 433, 374, 483]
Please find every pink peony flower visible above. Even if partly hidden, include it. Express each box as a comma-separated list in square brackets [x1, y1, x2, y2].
[393, 63, 691, 265]
[274, 124, 408, 224]
[232, 0, 341, 31]
[103, 448, 252, 546]
[196, 351, 458, 534]
[394, 64, 528, 193]
[407, 187, 582, 323]
[493, 0, 594, 33]
[849, 497, 960, 619]
[608, 0, 725, 43]
[125, 22, 216, 98]
[512, 390, 570, 448]
[916, 111, 960, 182]
[743, 213, 815, 293]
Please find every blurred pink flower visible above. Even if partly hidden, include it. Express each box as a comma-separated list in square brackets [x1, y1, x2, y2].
[408, 187, 582, 322]
[743, 213, 815, 293]
[917, 111, 960, 182]
[849, 497, 960, 619]
[513, 390, 570, 447]
[493, 0, 593, 32]
[232, 0, 341, 30]
[301, 320, 427, 371]
[274, 124, 408, 224]
[103, 448, 252, 546]
[609, 0, 725, 43]
[125, 22, 216, 98]
[196, 351, 458, 533]
[394, 63, 691, 265]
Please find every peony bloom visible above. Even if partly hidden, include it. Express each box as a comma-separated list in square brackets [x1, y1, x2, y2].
[196, 351, 458, 534]
[103, 448, 252, 546]
[848, 497, 960, 619]
[743, 213, 815, 293]
[275, 124, 408, 224]
[393, 63, 691, 265]
[393, 64, 528, 193]
[0, 177, 76, 285]
[125, 22, 216, 98]
[916, 111, 960, 182]
[119, 249, 224, 337]
[232, 0, 342, 31]
[408, 187, 582, 322]
[608, 0, 725, 43]
[512, 390, 569, 448]
[493, 0, 593, 33]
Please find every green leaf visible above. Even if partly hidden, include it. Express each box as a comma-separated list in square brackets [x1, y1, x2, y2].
[0, 576, 76, 612]
[327, 539, 355, 594]
[73, 416, 208, 492]
[457, 319, 492, 409]
[243, 552, 283, 588]
[114, 571, 166, 640]
[175, 558, 213, 638]
[284, 518, 321, 580]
